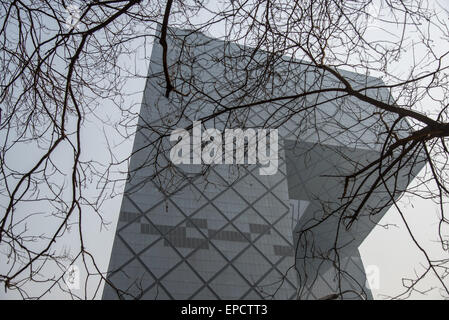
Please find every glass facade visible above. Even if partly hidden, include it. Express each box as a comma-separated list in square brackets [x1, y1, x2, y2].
[102, 28, 423, 300]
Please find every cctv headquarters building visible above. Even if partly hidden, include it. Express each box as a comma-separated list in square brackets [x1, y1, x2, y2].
[102, 27, 424, 300]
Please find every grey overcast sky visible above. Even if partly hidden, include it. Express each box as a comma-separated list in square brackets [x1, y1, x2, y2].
[1, 0, 449, 299]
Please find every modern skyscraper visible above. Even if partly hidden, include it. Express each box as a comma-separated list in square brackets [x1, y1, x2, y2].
[102, 27, 424, 300]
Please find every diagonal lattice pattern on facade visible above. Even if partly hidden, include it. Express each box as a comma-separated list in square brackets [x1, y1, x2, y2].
[103, 27, 424, 300]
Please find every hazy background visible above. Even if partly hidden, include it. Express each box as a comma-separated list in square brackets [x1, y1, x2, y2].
[1, 0, 449, 299]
